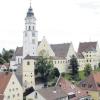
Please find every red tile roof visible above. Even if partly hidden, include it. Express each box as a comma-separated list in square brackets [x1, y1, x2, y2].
[79, 72, 100, 91]
[57, 77, 89, 100]
[0, 95, 4, 100]
[0, 73, 12, 94]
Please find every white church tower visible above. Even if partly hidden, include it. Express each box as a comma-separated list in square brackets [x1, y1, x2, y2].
[23, 4, 38, 58]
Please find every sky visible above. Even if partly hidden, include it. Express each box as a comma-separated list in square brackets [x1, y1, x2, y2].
[0, 0, 100, 51]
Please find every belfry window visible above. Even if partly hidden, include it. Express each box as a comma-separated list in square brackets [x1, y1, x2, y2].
[29, 26, 31, 30]
[33, 26, 34, 30]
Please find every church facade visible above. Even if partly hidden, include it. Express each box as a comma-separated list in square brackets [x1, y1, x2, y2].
[10, 5, 76, 89]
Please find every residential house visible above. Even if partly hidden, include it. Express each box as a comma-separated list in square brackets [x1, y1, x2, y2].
[26, 86, 68, 100]
[57, 77, 92, 100]
[77, 42, 100, 71]
[0, 72, 23, 100]
[79, 72, 100, 100]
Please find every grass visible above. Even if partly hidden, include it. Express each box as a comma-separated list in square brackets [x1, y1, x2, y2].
[62, 67, 100, 83]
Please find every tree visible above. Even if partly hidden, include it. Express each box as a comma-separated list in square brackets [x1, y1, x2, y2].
[2, 48, 14, 63]
[53, 68, 60, 77]
[35, 56, 54, 83]
[84, 64, 92, 77]
[98, 62, 100, 68]
[69, 55, 79, 80]
[0, 57, 6, 64]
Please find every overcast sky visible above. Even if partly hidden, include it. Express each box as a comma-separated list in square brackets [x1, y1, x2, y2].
[0, 0, 100, 51]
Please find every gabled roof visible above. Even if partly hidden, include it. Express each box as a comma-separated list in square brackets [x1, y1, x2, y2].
[57, 77, 89, 100]
[78, 42, 97, 53]
[79, 72, 100, 91]
[13, 42, 71, 58]
[0, 63, 10, 69]
[24, 55, 39, 60]
[51, 43, 71, 57]
[15, 47, 23, 56]
[38, 86, 67, 100]
[0, 73, 12, 94]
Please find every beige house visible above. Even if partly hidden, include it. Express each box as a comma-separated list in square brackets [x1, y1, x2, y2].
[0, 72, 23, 100]
[77, 42, 100, 71]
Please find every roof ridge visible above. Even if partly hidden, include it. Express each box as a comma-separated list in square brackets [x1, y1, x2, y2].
[91, 73, 98, 91]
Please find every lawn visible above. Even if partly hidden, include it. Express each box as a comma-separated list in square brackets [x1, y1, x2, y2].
[63, 67, 100, 83]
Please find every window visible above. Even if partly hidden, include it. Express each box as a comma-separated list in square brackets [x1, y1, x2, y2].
[32, 32, 35, 37]
[88, 84, 92, 88]
[25, 33, 27, 37]
[13, 95, 15, 98]
[12, 82, 14, 84]
[27, 61, 30, 65]
[58, 61, 59, 64]
[34, 92, 37, 98]
[32, 39, 35, 44]
[82, 84, 86, 87]
[29, 26, 31, 30]
[8, 96, 10, 99]
[33, 26, 34, 30]
[17, 93, 20, 96]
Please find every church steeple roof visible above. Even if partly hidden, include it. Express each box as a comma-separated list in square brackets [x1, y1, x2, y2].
[26, 5, 34, 17]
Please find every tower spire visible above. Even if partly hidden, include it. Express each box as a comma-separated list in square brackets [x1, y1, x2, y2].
[30, 0, 32, 8]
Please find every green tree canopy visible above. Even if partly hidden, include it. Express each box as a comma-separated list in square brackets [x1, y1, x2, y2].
[69, 55, 79, 80]
[35, 56, 54, 83]
[84, 64, 92, 77]
[1, 48, 14, 63]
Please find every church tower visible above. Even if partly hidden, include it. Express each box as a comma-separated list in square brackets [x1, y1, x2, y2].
[23, 5, 38, 58]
